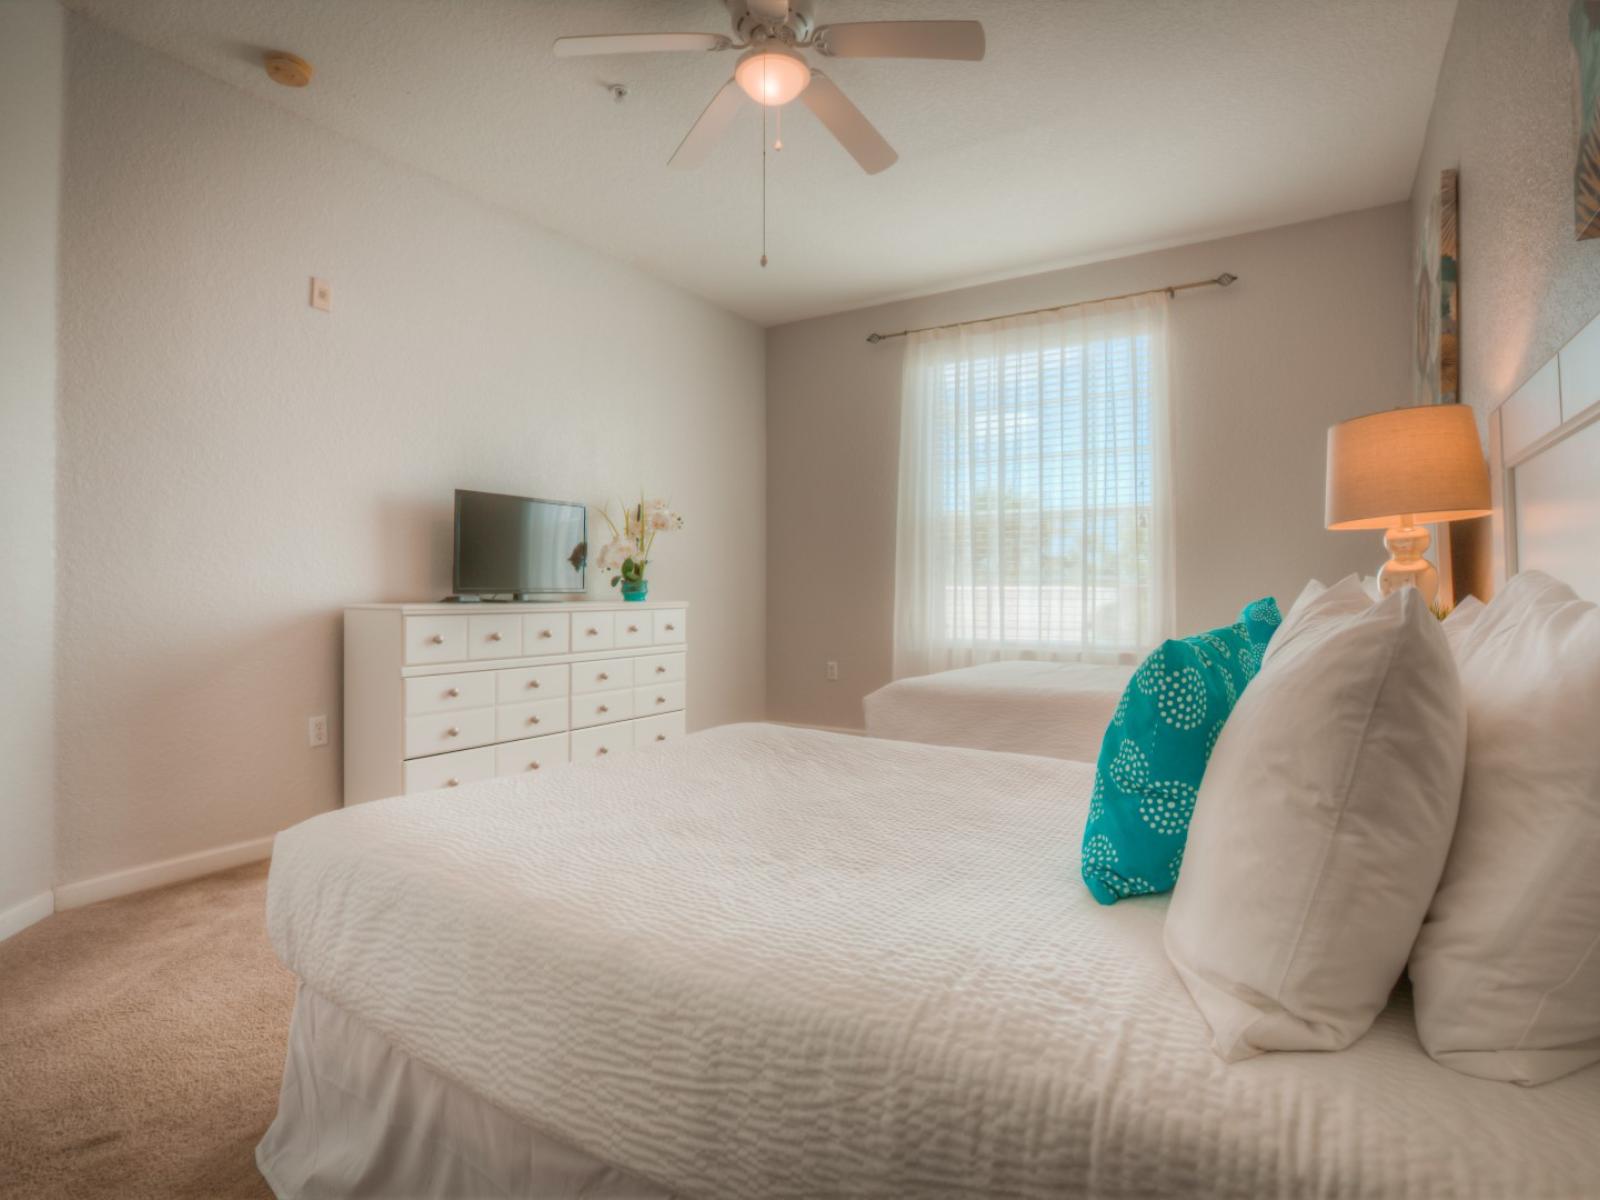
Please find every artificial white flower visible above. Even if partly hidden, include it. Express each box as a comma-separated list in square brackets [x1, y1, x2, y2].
[597, 536, 636, 571]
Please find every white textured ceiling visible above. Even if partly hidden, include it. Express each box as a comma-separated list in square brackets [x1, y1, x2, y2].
[63, 0, 1457, 325]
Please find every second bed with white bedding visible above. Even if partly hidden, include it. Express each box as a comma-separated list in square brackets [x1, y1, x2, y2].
[862, 660, 1134, 760]
[265, 724, 1600, 1199]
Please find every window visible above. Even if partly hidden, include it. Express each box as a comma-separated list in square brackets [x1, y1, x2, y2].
[893, 296, 1173, 676]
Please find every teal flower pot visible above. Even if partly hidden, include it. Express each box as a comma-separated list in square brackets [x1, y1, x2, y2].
[621, 579, 649, 602]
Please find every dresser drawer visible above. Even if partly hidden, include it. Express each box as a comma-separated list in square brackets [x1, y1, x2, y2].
[571, 722, 635, 762]
[496, 697, 569, 741]
[635, 652, 686, 685]
[522, 612, 570, 655]
[615, 613, 652, 649]
[571, 690, 634, 729]
[495, 664, 570, 704]
[405, 670, 496, 716]
[404, 746, 496, 794]
[468, 613, 522, 659]
[633, 681, 686, 717]
[405, 706, 496, 759]
[574, 612, 616, 652]
[494, 732, 570, 777]
[635, 711, 687, 748]
[404, 616, 468, 665]
[572, 657, 634, 694]
[653, 609, 686, 645]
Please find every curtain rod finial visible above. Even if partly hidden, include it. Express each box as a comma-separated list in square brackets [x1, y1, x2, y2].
[1218, 272, 1238, 287]
[866, 332, 884, 344]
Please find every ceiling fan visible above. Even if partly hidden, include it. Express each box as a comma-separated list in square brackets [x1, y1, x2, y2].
[553, 0, 985, 175]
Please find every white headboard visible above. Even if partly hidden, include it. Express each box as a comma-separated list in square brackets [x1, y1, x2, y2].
[1492, 308, 1600, 602]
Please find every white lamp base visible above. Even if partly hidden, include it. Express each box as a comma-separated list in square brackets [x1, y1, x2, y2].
[1378, 521, 1438, 606]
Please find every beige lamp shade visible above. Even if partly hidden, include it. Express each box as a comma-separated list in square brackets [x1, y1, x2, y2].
[1325, 404, 1491, 531]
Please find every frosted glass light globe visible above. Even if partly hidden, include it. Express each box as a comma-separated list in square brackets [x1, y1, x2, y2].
[735, 46, 810, 107]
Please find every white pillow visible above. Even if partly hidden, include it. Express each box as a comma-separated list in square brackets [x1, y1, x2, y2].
[1260, 574, 1373, 666]
[1165, 583, 1466, 1061]
[1409, 570, 1600, 1085]
[1440, 593, 1485, 657]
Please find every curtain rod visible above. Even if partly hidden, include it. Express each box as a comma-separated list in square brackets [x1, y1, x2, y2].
[863, 272, 1238, 344]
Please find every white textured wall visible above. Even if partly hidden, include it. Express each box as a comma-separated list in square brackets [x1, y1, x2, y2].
[56, 16, 765, 888]
[0, 0, 63, 921]
[1414, 0, 1600, 418]
[766, 205, 1412, 730]
[1410, 0, 1600, 592]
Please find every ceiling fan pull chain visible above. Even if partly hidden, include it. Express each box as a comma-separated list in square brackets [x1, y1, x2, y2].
[760, 62, 769, 268]
[774, 104, 783, 152]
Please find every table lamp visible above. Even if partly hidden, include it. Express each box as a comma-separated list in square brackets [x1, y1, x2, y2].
[1325, 404, 1491, 605]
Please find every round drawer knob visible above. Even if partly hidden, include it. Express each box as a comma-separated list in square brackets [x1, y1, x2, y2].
[586, 627, 599, 636]
[655, 734, 667, 742]
[656, 696, 666, 704]
[528, 680, 540, 689]
[598, 672, 609, 681]
[655, 666, 667, 674]
[446, 726, 460, 737]
[596, 747, 608, 756]
[598, 704, 609, 713]
[528, 715, 540, 725]
[528, 762, 541, 771]
[430, 634, 445, 645]
[628, 625, 639, 633]
[489, 632, 503, 642]
[446, 777, 459, 787]
[538, 630, 552, 639]
[446, 687, 460, 698]
[664, 624, 675, 631]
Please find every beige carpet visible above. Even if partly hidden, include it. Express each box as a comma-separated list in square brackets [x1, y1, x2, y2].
[0, 861, 293, 1199]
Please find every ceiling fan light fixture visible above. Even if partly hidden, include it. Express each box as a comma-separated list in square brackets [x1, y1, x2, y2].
[734, 46, 810, 106]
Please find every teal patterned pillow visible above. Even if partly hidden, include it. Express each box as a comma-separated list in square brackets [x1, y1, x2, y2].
[1080, 597, 1281, 905]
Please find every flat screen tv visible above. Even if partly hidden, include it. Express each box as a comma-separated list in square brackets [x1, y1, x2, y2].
[452, 489, 586, 598]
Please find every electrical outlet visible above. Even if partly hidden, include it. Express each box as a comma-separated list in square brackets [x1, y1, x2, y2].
[309, 277, 331, 312]
[308, 715, 329, 747]
[825, 660, 839, 682]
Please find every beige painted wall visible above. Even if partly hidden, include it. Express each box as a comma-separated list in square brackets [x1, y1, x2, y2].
[54, 16, 765, 889]
[766, 205, 1412, 730]
[0, 0, 63, 923]
[1410, 0, 1600, 591]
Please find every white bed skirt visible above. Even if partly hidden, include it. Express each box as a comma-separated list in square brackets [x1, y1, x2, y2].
[257, 985, 674, 1200]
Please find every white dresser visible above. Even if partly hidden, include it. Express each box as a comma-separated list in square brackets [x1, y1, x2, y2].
[343, 601, 688, 805]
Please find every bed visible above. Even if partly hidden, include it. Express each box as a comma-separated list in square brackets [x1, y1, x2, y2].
[260, 723, 1600, 1199]
[862, 660, 1134, 760]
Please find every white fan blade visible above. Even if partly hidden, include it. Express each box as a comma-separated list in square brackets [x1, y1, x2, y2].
[669, 79, 746, 169]
[799, 72, 897, 174]
[814, 20, 985, 61]
[553, 32, 731, 58]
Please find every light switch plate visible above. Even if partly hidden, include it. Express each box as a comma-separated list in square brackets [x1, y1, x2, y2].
[310, 277, 331, 312]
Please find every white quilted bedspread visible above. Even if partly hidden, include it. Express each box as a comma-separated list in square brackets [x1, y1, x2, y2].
[267, 724, 1600, 1199]
[863, 661, 1134, 761]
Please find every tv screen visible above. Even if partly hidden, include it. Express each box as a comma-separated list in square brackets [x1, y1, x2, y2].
[453, 490, 586, 597]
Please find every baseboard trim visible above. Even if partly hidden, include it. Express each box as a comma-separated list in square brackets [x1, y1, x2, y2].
[0, 890, 55, 942]
[54, 835, 275, 911]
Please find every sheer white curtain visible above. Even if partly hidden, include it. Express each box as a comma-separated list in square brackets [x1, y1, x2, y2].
[892, 293, 1174, 677]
